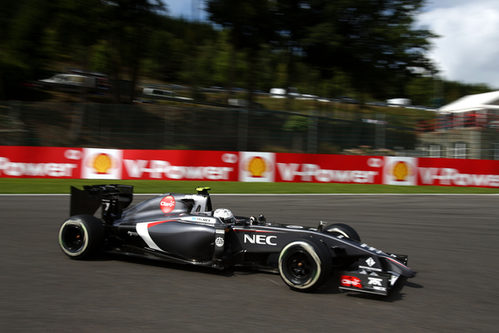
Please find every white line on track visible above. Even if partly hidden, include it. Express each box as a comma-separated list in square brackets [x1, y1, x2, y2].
[1, 193, 498, 197]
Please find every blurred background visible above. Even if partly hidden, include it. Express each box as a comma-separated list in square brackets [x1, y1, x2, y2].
[0, 0, 498, 159]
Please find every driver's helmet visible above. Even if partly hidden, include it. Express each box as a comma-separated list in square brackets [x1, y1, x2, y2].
[213, 208, 235, 224]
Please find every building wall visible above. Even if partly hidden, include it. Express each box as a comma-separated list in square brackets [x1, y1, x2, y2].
[418, 127, 498, 159]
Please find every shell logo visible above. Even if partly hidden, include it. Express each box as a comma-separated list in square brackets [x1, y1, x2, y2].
[81, 148, 122, 180]
[383, 157, 416, 186]
[392, 161, 409, 181]
[239, 152, 275, 182]
[92, 153, 113, 174]
[247, 156, 266, 177]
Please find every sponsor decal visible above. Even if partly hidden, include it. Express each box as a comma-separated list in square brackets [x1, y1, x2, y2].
[221, 153, 238, 164]
[0, 147, 81, 178]
[64, 149, 82, 160]
[160, 196, 176, 214]
[239, 152, 275, 182]
[340, 275, 362, 288]
[361, 243, 383, 254]
[367, 277, 387, 292]
[393, 161, 409, 181]
[359, 265, 382, 272]
[0, 157, 77, 177]
[367, 157, 383, 168]
[365, 257, 376, 267]
[233, 228, 276, 233]
[215, 237, 224, 247]
[276, 163, 378, 183]
[248, 156, 266, 177]
[124, 159, 234, 180]
[121, 150, 238, 181]
[3, 146, 496, 188]
[419, 167, 499, 187]
[383, 156, 417, 186]
[92, 153, 113, 174]
[243, 233, 277, 246]
[180, 216, 217, 224]
[367, 277, 383, 286]
[81, 148, 122, 179]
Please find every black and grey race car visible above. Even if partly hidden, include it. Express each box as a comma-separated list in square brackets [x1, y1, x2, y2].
[58, 185, 415, 295]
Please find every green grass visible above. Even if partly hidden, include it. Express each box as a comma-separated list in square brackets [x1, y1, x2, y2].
[0, 178, 498, 194]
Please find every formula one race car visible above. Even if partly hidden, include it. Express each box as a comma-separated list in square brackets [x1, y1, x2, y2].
[58, 185, 415, 296]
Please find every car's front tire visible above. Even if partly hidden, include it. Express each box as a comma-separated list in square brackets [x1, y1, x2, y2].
[323, 223, 361, 242]
[278, 239, 332, 291]
[58, 215, 104, 259]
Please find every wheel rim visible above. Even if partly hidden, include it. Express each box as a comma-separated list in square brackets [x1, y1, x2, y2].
[279, 241, 324, 290]
[283, 249, 316, 285]
[61, 224, 86, 253]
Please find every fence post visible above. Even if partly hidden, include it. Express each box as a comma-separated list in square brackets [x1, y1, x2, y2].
[375, 113, 386, 149]
[238, 108, 248, 151]
[307, 110, 318, 153]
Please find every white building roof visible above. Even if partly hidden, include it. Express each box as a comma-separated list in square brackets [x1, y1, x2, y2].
[439, 90, 499, 113]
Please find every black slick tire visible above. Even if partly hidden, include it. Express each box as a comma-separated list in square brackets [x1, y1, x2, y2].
[324, 223, 361, 242]
[278, 239, 332, 291]
[58, 215, 104, 259]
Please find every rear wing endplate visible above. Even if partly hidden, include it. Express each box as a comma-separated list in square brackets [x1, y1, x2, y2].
[70, 184, 134, 218]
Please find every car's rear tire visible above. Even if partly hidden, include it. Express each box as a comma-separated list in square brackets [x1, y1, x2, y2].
[278, 239, 332, 291]
[58, 215, 104, 259]
[324, 223, 360, 242]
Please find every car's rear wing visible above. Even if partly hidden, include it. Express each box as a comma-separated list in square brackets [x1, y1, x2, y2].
[70, 184, 134, 222]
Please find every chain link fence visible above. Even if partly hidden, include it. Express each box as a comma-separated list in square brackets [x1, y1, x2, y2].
[1, 101, 498, 159]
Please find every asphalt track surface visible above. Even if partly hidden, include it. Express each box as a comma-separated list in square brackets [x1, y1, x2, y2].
[1, 194, 499, 332]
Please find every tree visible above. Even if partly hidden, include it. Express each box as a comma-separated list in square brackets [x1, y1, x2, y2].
[49, 0, 106, 64]
[272, 1, 312, 104]
[0, 1, 54, 99]
[143, 30, 185, 82]
[206, 0, 275, 107]
[101, 0, 165, 102]
[301, 0, 436, 99]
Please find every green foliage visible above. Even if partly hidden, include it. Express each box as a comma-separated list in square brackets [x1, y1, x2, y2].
[406, 76, 436, 106]
[300, 0, 437, 98]
[207, 0, 275, 50]
[283, 115, 309, 132]
[0, 54, 30, 99]
[1, 178, 498, 194]
[89, 40, 113, 74]
[211, 32, 233, 85]
[0, 0, 495, 105]
[440, 80, 492, 106]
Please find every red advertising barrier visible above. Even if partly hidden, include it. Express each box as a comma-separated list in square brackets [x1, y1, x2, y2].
[1, 146, 498, 188]
[418, 157, 499, 187]
[0, 146, 239, 181]
[121, 149, 238, 181]
[0, 146, 81, 178]
[273, 153, 383, 184]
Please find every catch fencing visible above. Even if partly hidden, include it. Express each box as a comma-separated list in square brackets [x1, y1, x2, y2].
[1, 101, 498, 159]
